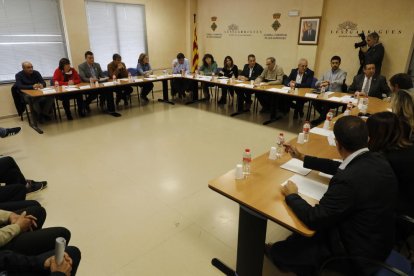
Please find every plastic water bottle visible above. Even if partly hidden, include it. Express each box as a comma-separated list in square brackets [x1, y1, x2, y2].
[290, 82, 295, 91]
[242, 149, 251, 175]
[54, 80, 59, 92]
[128, 72, 132, 82]
[89, 77, 94, 87]
[112, 74, 116, 84]
[303, 121, 310, 142]
[323, 109, 334, 129]
[276, 133, 285, 159]
[344, 101, 353, 116]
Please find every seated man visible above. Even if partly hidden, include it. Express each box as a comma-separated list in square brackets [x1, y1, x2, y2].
[254, 57, 284, 116]
[0, 127, 21, 138]
[78, 51, 120, 117]
[235, 54, 263, 112]
[171, 53, 190, 99]
[267, 116, 398, 275]
[311, 56, 347, 126]
[284, 58, 314, 119]
[107, 53, 133, 106]
[0, 156, 47, 202]
[14, 62, 54, 123]
[0, 246, 81, 275]
[348, 63, 390, 99]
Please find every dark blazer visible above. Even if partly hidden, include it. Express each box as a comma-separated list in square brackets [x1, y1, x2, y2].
[348, 73, 391, 99]
[284, 68, 314, 88]
[364, 43, 384, 75]
[240, 63, 263, 81]
[219, 65, 239, 78]
[384, 145, 414, 217]
[12, 70, 46, 115]
[302, 29, 316, 41]
[286, 152, 398, 273]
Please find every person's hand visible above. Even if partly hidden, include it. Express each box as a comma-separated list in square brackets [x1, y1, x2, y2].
[117, 63, 124, 69]
[44, 253, 73, 276]
[289, 80, 296, 87]
[9, 212, 20, 224]
[238, 76, 247, 81]
[68, 80, 74, 85]
[33, 83, 42, 89]
[283, 144, 304, 161]
[281, 180, 298, 196]
[355, 91, 366, 97]
[14, 211, 36, 232]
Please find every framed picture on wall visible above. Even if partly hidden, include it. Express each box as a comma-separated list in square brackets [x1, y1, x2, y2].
[298, 17, 321, 45]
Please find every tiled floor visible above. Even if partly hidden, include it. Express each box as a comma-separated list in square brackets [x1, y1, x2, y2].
[0, 93, 306, 275]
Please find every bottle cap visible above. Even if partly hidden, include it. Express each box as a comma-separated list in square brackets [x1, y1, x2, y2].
[245, 148, 250, 152]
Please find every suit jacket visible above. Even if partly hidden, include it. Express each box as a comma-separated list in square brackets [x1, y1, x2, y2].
[240, 63, 263, 81]
[78, 62, 105, 82]
[284, 68, 314, 88]
[302, 29, 316, 41]
[12, 70, 47, 115]
[364, 43, 384, 75]
[286, 152, 398, 273]
[348, 73, 390, 99]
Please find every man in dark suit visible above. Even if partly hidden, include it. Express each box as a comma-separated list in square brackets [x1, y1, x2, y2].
[235, 54, 264, 112]
[302, 21, 316, 41]
[362, 32, 385, 75]
[78, 51, 120, 117]
[284, 58, 314, 119]
[348, 63, 390, 99]
[266, 116, 398, 275]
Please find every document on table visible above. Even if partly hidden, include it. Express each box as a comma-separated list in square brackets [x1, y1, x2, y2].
[102, 82, 115, 86]
[218, 79, 228, 84]
[79, 85, 91, 89]
[267, 87, 290, 93]
[327, 133, 336, 146]
[280, 159, 311, 176]
[63, 86, 79, 91]
[305, 93, 318, 99]
[42, 88, 56, 94]
[328, 96, 342, 102]
[134, 79, 143, 82]
[309, 127, 333, 137]
[340, 96, 358, 105]
[282, 174, 328, 201]
[172, 74, 181, 77]
[144, 78, 156, 81]
[318, 172, 333, 179]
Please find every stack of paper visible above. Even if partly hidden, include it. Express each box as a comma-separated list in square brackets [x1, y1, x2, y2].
[280, 159, 311, 176]
[267, 87, 290, 93]
[134, 79, 143, 82]
[305, 93, 318, 99]
[102, 82, 115, 86]
[42, 88, 56, 94]
[282, 174, 328, 201]
[79, 85, 91, 90]
[309, 127, 334, 137]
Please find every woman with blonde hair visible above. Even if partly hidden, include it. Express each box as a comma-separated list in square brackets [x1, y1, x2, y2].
[391, 89, 414, 141]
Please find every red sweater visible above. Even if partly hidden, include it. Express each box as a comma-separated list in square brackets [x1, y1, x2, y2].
[53, 68, 81, 85]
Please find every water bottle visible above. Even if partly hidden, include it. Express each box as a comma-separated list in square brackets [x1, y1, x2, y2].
[112, 74, 116, 84]
[323, 109, 334, 129]
[344, 101, 353, 116]
[276, 133, 285, 159]
[303, 121, 310, 142]
[290, 82, 295, 91]
[242, 149, 251, 175]
[128, 72, 132, 82]
[89, 77, 94, 87]
[54, 80, 59, 92]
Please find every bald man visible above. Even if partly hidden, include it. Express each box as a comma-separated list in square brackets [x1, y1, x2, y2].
[14, 62, 54, 123]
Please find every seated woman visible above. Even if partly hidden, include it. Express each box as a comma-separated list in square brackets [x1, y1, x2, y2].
[53, 58, 85, 120]
[217, 56, 238, 105]
[199, 54, 218, 101]
[390, 89, 414, 141]
[136, 53, 154, 103]
[366, 112, 414, 242]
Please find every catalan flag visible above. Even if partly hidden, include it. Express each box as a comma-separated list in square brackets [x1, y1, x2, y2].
[191, 14, 199, 73]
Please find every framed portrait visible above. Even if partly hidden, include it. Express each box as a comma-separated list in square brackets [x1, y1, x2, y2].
[298, 17, 321, 45]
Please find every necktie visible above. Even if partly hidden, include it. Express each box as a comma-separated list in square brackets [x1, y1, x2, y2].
[363, 78, 370, 93]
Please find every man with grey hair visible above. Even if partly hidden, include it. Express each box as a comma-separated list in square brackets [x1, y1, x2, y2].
[284, 58, 314, 119]
[254, 57, 284, 113]
[362, 32, 384, 75]
[13, 62, 54, 123]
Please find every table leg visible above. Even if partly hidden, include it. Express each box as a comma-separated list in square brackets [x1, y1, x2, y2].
[28, 97, 43, 134]
[157, 79, 175, 105]
[211, 205, 267, 276]
[186, 80, 210, 105]
[306, 100, 313, 121]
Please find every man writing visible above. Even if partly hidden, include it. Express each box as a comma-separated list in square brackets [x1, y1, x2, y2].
[266, 116, 398, 275]
[107, 53, 133, 106]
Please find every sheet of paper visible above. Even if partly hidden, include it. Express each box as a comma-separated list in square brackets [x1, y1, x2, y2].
[305, 93, 318, 99]
[235, 83, 246, 87]
[172, 74, 181, 77]
[218, 79, 228, 84]
[148, 75, 157, 78]
[328, 96, 342, 102]
[340, 96, 358, 105]
[64, 87, 79, 91]
[144, 78, 156, 81]
[134, 79, 143, 82]
[157, 75, 167, 79]
[79, 85, 91, 89]
[280, 159, 311, 176]
[325, 92, 334, 96]
[327, 133, 336, 146]
[318, 172, 333, 179]
[282, 174, 328, 201]
[309, 127, 334, 137]
[42, 89, 56, 94]
[102, 82, 115, 86]
[267, 87, 290, 93]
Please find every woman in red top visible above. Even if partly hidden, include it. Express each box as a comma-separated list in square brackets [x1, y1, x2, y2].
[53, 58, 85, 120]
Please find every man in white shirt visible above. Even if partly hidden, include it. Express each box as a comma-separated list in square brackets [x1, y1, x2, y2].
[171, 53, 190, 99]
[348, 63, 390, 99]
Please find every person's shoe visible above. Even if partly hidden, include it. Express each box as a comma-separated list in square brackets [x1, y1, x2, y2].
[26, 181, 44, 194]
[1, 127, 21, 138]
[108, 112, 122, 117]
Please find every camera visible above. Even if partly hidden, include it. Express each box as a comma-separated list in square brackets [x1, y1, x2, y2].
[354, 32, 367, 48]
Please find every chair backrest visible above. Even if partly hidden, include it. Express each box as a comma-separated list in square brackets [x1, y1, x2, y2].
[127, 68, 138, 76]
[311, 77, 318, 88]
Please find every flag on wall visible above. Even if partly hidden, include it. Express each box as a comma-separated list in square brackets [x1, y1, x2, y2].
[191, 14, 199, 73]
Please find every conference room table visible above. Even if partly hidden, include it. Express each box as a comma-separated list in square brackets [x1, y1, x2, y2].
[20, 75, 175, 134]
[208, 97, 390, 276]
